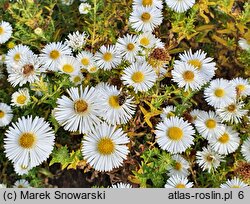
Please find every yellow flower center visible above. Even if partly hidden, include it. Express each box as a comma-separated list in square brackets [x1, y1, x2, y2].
[49, 50, 60, 60]
[97, 138, 115, 155]
[18, 185, 24, 188]
[16, 95, 27, 105]
[14, 53, 21, 62]
[0, 110, 5, 118]
[205, 119, 216, 129]
[183, 71, 195, 82]
[131, 71, 145, 83]
[74, 100, 88, 114]
[206, 155, 214, 162]
[176, 184, 186, 188]
[142, 0, 153, 6]
[167, 127, 183, 141]
[218, 133, 229, 144]
[0, 27, 4, 35]
[236, 84, 246, 93]
[81, 58, 90, 66]
[231, 185, 240, 188]
[19, 132, 36, 149]
[89, 66, 97, 73]
[22, 64, 34, 76]
[214, 88, 225, 97]
[21, 165, 28, 170]
[127, 43, 135, 51]
[174, 162, 182, 171]
[227, 104, 236, 112]
[62, 64, 74, 73]
[7, 41, 15, 49]
[103, 52, 113, 62]
[108, 95, 120, 109]
[141, 12, 151, 22]
[140, 37, 150, 46]
[188, 59, 202, 69]
[73, 76, 81, 83]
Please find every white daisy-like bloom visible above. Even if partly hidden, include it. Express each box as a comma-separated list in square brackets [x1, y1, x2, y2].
[121, 61, 156, 93]
[111, 182, 132, 188]
[138, 32, 164, 49]
[175, 49, 216, 83]
[97, 84, 136, 125]
[60, 0, 74, 5]
[165, 0, 195, 13]
[0, 21, 12, 44]
[14, 163, 32, 176]
[11, 88, 30, 108]
[70, 72, 84, 86]
[133, 0, 163, 9]
[216, 101, 248, 124]
[79, 3, 91, 14]
[165, 175, 193, 188]
[0, 184, 7, 188]
[58, 56, 81, 75]
[0, 103, 13, 127]
[87, 63, 100, 73]
[160, 105, 176, 119]
[39, 42, 72, 71]
[65, 31, 88, 51]
[167, 154, 190, 177]
[94, 45, 122, 70]
[238, 38, 250, 51]
[155, 116, 195, 154]
[82, 122, 129, 172]
[116, 34, 140, 63]
[129, 6, 163, 32]
[13, 179, 31, 188]
[5, 44, 33, 70]
[172, 62, 204, 91]
[230, 77, 250, 97]
[194, 110, 224, 139]
[204, 78, 236, 108]
[189, 109, 206, 124]
[7, 53, 42, 87]
[241, 138, 250, 163]
[208, 126, 240, 155]
[220, 177, 249, 188]
[54, 86, 101, 134]
[4, 116, 55, 168]
[196, 146, 223, 173]
[76, 50, 94, 69]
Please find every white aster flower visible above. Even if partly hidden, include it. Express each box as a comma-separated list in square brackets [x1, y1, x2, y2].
[204, 78, 236, 108]
[160, 105, 176, 119]
[155, 116, 195, 154]
[4, 116, 55, 168]
[70, 73, 84, 86]
[87, 63, 99, 73]
[138, 32, 164, 49]
[7, 53, 42, 87]
[196, 146, 223, 173]
[220, 177, 249, 188]
[238, 38, 250, 51]
[0, 184, 7, 188]
[94, 45, 122, 70]
[111, 182, 132, 188]
[13, 179, 31, 188]
[79, 3, 91, 14]
[39, 42, 72, 71]
[54, 86, 101, 134]
[76, 50, 94, 69]
[82, 122, 129, 172]
[97, 84, 136, 125]
[216, 101, 248, 124]
[0, 21, 12, 44]
[230, 77, 250, 97]
[175, 49, 216, 83]
[133, 0, 163, 9]
[165, 0, 195, 13]
[11, 88, 30, 107]
[14, 163, 32, 176]
[65, 31, 88, 51]
[172, 62, 204, 91]
[208, 126, 240, 155]
[241, 138, 250, 163]
[194, 110, 224, 139]
[165, 175, 193, 188]
[0, 103, 13, 127]
[5, 44, 33, 70]
[129, 6, 163, 32]
[189, 109, 206, 124]
[121, 61, 156, 93]
[116, 34, 140, 63]
[58, 56, 81, 75]
[167, 154, 190, 177]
